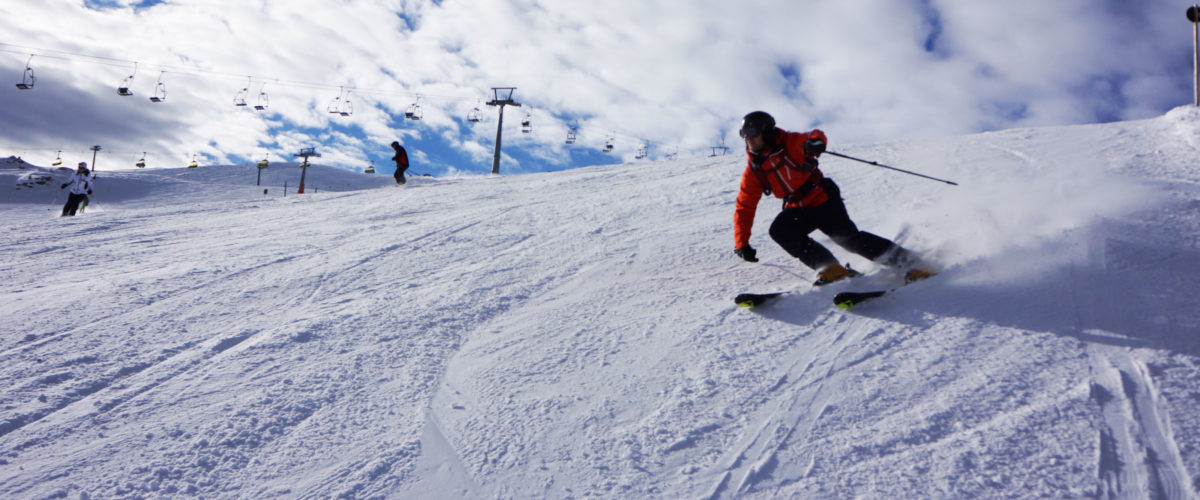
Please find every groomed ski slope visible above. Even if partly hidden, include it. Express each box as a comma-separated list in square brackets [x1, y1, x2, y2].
[2, 107, 1200, 499]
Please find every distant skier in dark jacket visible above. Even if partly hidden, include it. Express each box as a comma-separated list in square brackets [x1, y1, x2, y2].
[732, 111, 934, 285]
[60, 162, 93, 217]
[391, 141, 409, 185]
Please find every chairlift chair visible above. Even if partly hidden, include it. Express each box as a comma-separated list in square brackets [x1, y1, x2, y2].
[328, 87, 352, 116]
[118, 62, 137, 96]
[234, 77, 251, 107]
[149, 71, 167, 102]
[254, 86, 269, 110]
[364, 160, 375, 174]
[468, 107, 483, 123]
[188, 154, 199, 168]
[257, 157, 269, 168]
[15, 55, 35, 90]
[136, 153, 147, 168]
[52, 151, 62, 166]
[635, 145, 648, 160]
[520, 109, 533, 133]
[565, 127, 577, 144]
[149, 81, 167, 102]
[603, 135, 615, 153]
[405, 100, 423, 120]
[118, 75, 135, 96]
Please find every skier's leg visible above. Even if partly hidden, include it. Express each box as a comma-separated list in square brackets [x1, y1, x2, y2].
[814, 179, 910, 264]
[769, 207, 838, 270]
[62, 194, 80, 216]
[816, 179, 933, 280]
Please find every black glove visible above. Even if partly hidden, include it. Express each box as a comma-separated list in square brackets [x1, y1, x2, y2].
[60, 183, 68, 189]
[803, 138, 826, 156]
[87, 190, 92, 195]
[734, 246, 758, 262]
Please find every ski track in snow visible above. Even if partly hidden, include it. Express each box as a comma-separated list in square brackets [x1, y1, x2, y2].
[3, 109, 1200, 498]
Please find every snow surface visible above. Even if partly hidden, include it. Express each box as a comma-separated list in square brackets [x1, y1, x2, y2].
[3, 108, 1200, 499]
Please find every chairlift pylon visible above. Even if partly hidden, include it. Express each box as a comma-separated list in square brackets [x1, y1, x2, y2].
[117, 62, 137, 96]
[710, 138, 730, 157]
[149, 71, 167, 102]
[136, 152, 146, 168]
[15, 55, 35, 90]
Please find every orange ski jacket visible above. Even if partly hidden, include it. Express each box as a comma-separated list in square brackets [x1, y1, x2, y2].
[733, 128, 829, 249]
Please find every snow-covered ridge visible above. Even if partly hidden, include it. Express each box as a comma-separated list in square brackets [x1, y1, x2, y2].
[2, 109, 1199, 498]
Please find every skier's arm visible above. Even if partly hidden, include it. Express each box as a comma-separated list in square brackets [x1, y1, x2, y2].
[783, 129, 826, 164]
[733, 168, 763, 250]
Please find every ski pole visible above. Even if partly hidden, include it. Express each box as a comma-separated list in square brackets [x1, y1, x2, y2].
[825, 150, 958, 186]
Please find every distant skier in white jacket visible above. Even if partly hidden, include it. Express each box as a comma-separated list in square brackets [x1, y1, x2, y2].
[60, 162, 93, 217]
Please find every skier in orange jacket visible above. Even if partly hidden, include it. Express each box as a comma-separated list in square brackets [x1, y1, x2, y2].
[732, 111, 932, 285]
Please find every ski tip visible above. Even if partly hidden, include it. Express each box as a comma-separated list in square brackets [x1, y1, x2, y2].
[734, 292, 782, 308]
[832, 290, 886, 310]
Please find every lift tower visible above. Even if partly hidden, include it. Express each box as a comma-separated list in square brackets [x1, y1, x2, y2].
[293, 147, 321, 194]
[486, 87, 521, 175]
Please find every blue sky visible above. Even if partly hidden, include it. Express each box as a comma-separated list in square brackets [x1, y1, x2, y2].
[1, 1, 1194, 177]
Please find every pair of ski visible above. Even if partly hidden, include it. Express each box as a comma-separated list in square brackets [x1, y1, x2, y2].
[735, 274, 923, 310]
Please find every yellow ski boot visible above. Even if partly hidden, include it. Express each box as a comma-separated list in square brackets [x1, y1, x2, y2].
[904, 268, 937, 283]
[813, 263, 861, 286]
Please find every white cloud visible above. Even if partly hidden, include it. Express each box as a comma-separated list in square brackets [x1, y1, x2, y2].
[1, 0, 1192, 172]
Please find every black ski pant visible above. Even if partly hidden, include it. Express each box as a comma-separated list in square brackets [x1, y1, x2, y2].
[61, 193, 87, 217]
[768, 178, 911, 270]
